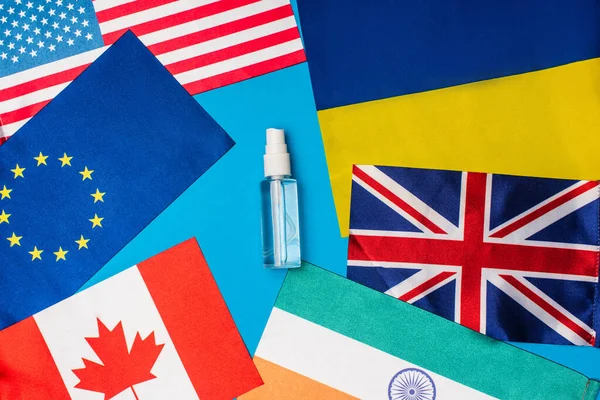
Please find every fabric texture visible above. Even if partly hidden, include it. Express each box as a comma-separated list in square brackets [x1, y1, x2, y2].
[348, 165, 600, 347]
[243, 262, 600, 399]
[0, 238, 262, 400]
[0, 32, 234, 330]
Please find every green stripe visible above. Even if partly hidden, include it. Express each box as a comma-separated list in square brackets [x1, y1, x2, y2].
[584, 381, 600, 400]
[276, 263, 598, 400]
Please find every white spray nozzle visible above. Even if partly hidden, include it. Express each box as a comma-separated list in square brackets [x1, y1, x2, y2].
[264, 128, 291, 177]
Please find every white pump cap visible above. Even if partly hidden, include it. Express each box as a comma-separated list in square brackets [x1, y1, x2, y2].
[264, 128, 291, 177]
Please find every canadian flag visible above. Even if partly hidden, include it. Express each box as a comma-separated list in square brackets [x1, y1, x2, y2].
[0, 239, 262, 400]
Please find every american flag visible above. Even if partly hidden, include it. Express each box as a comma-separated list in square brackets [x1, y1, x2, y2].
[348, 164, 600, 346]
[0, 0, 306, 143]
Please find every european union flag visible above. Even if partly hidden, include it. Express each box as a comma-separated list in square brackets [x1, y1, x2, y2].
[0, 31, 234, 329]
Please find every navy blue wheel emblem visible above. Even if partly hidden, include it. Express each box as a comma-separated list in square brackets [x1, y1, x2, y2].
[388, 368, 436, 400]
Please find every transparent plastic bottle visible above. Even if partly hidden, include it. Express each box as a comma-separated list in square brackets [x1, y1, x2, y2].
[260, 129, 301, 269]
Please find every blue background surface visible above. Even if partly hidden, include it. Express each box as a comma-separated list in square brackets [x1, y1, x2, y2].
[83, 0, 600, 387]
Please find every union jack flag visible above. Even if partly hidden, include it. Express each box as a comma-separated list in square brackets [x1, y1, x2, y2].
[348, 165, 600, 346]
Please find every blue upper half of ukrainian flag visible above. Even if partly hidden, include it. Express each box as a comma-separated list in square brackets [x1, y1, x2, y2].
[297, 0, 600, 110]
[0, 31, 234, 329]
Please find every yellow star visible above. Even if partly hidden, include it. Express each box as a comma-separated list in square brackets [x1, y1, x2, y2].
[29, 246, 43, 261]
[53, 247, 68, 261]
[75, 235, 90, 250]
[6, 232, 22, 247]
[91, 188, 106, 203]
[10, 164, 25, 179]
[89, 214, 104, 228]
[79, 166, 94, 181]
[0, 185, 11, 200]
[58, 153, 73, 167]
[34, 152, 48, 166]
[0, 210, 10, 224]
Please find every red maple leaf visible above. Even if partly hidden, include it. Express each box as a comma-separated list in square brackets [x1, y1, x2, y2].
[72, 318, 165, 400]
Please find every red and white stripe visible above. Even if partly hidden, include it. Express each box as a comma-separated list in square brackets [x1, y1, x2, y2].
[0, 0, 305, 143]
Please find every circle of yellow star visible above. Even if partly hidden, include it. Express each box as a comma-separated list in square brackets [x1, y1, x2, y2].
[89, 214, 104, 228]
[91, 188, 106, 203]
[53, 247, 68, 261]
[79, 166, 94, 181]
[6, 232, 22, 247]
[29, 246, 43, 261]
[0, 185, 12, 200]
[10, 164, 25, 179]
[58, 153, 73, 167]
[75, 235, 90, 250]
[0, 210, 10, 224]
[34, 152, 49, 166]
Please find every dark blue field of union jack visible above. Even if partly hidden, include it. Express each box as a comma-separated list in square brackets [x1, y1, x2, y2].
[348, 164, 600, 346]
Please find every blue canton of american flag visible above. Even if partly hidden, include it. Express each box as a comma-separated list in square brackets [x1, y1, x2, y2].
[348, 165, 600, 346]
[0, 0, 102, 74]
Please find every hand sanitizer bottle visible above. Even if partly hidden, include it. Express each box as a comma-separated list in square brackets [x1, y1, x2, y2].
[260, 128, 301, 269]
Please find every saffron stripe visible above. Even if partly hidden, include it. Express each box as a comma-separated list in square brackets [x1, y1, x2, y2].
[499, 274, 595, 345]
[353, 167, 447, 235]
[182, 49, 305, 94]
[101, 0, 258, 45]
[398, 271, 456, 302]
[490, 181, 599, 238]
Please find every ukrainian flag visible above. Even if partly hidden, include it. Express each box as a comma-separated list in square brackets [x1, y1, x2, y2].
[297, 0, 600, 236]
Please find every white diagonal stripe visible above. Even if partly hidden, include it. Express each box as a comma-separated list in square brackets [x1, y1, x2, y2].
[385, 269, 457, 304]
[487, 180, 597, 241]
[487, 273, 594, 346]
[355, 165, 460, 237]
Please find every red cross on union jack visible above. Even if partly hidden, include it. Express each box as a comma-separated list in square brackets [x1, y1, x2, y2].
[348, 165, 599, 346]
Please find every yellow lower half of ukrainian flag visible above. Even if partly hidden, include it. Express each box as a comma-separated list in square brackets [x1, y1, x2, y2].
[319, 58, 600, 236]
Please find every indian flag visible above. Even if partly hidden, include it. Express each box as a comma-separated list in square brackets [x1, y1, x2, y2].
[241, 264, 600, 400]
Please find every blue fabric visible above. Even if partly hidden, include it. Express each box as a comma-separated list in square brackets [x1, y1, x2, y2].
[296, 0, 600, 110]
[490, 175, 577, 230]
[347, 265, 419, 293]
[348, 165, 600, 346]
[0, 31, 234, 329]
[529, 200, 599, 246]
[350, 180, 422, 233]
[377, 166, 462, 227]
[486, 282, 573, 345]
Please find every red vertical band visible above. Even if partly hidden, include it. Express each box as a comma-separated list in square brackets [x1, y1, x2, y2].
[0, 317, 70, 399]
[137, 238, 263, 399]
